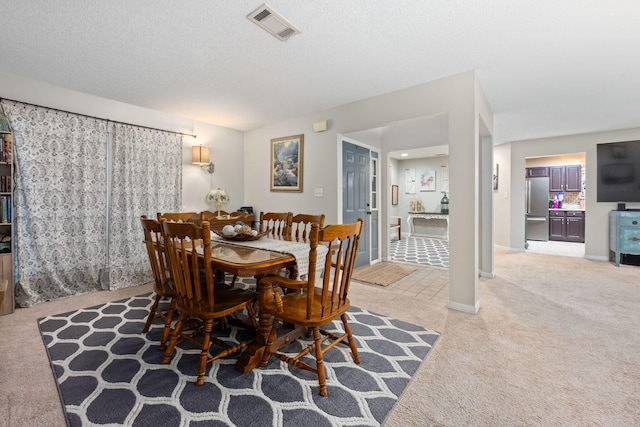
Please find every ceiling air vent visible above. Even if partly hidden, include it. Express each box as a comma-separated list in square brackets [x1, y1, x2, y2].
[247, 4, 300, 41]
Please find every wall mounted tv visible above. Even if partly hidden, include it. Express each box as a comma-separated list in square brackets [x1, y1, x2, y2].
[597, 139, 640, 203]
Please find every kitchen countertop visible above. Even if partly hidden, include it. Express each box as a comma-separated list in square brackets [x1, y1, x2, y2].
[549, 206, 585, 212]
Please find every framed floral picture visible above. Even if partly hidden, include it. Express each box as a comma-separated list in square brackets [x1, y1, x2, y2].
[419, 169, 436, 192]
[270, 134, 304, 192]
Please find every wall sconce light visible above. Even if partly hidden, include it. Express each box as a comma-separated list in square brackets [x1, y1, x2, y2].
[192, 145, 214, 174]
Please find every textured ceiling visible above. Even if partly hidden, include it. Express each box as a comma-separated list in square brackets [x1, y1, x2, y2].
[1, 1, 639, 144]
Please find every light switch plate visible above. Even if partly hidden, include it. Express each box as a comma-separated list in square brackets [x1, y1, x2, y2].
[314, 188, 324, 197]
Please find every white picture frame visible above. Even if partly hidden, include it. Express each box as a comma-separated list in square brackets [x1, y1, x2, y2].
[418, 169, 436, 192]
[405, 168, 416, 194]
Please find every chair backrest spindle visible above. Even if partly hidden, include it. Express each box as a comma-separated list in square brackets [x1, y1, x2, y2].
[259, 212, 293, 239]
[290, 213, 325, 242]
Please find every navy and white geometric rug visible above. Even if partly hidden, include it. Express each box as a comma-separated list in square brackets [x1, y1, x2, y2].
[38, 293, 440, 427]
[390, 236, 449, 268]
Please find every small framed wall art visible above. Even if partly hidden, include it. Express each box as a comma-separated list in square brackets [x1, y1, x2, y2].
[270, 134, 304, 192]
[419, 169, 436, 192]
[405, 168, 416, 194]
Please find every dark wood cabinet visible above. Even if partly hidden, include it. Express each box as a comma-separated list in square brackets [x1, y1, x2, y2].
[549, 210, 566, 240]
[549, 165, 582, 192]
[549, 210, 585, 242]
[526, 167, 549, 178]
[549, 167, 564, 191]
[565, 211, 585, 242]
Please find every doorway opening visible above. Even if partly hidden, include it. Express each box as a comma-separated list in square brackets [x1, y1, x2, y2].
[525, 153, 586, 258]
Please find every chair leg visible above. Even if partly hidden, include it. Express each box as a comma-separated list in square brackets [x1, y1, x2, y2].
[158, 298, 176, 351]
[196, 319, 214, 386]
[341, 314, 360, 364]
[162, 313, 184, 364]
[312, 327, 328, 397]
[142, 293, 162, 333]
[259, 318, 279, 368]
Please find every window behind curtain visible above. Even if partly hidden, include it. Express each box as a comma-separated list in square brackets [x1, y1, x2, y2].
[1, 101, 183, 305]
[108, 123, 182, 290]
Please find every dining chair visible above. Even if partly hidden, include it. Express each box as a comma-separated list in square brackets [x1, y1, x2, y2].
[157, 211, 200, 223]
[160, 219, 258, 386]
[259, 218, 364, 396]
[390, 215, 402, 241]
[140, 215, 176, 350]
[289, 213, 326, 242]
[201, 210, 254, 229]
[259, 211, 293, 239]
[201, 210, 256, 287]
[200, 210, 229, 221]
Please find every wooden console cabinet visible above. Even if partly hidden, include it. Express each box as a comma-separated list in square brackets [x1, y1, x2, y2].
[609, 210, 640, 266]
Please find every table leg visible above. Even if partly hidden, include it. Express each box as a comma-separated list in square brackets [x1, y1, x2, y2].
[236, 276, 271, 373]
[407, 216, 413, 237]
[235, 270, 306, 373]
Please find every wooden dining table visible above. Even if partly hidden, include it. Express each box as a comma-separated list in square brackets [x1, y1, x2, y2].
[208, 238, 313, 373]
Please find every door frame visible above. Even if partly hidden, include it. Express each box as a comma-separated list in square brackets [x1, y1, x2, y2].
[337, 134, 381, 266]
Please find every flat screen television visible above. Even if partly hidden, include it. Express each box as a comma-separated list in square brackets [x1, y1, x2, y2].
[597, 140, 640, 203]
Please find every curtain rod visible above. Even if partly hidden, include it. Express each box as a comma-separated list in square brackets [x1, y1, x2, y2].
[0, 96, 197, 138]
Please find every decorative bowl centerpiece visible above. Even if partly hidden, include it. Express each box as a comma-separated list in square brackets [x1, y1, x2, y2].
[212, 222, 268, 241]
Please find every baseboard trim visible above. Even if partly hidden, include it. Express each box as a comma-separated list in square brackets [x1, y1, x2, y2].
[447, 300, 480, 314]
[480, 271, 494, 279]
[585, 254, 608, 262]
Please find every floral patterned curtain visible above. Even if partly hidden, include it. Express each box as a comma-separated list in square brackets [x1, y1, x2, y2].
[108, 124, 182, 290]
[1, 101, 183, 305]
[2, 101, 109, 307]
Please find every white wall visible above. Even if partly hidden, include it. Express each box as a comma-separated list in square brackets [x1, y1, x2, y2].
[0, 73, 246, 213]
[505, 127, 640, 260]
[397, 158, 449, 213]
[493, 143, 511, 248]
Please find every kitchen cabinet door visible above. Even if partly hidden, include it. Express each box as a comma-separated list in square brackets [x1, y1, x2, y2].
[565, 211, 585, 242]
[549, 211, 565, 240]
[565, 165, 582, 192]
[549, 167, 564, 191]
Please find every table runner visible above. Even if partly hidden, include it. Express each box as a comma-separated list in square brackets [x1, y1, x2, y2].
[210, 234, 327, 279]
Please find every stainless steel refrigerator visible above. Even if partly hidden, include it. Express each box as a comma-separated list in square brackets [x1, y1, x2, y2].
[525, 177, 549, 241]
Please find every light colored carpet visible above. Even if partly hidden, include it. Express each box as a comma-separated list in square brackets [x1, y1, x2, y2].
[352, 262, 418, 286]
[1, 247, 639, 426]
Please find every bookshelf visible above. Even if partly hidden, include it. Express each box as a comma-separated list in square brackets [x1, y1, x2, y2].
[0, 131, 13, 315]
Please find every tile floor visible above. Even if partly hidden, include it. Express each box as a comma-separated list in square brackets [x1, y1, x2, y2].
[389, 236, 449, 268]
[384, 235, 449, 300]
